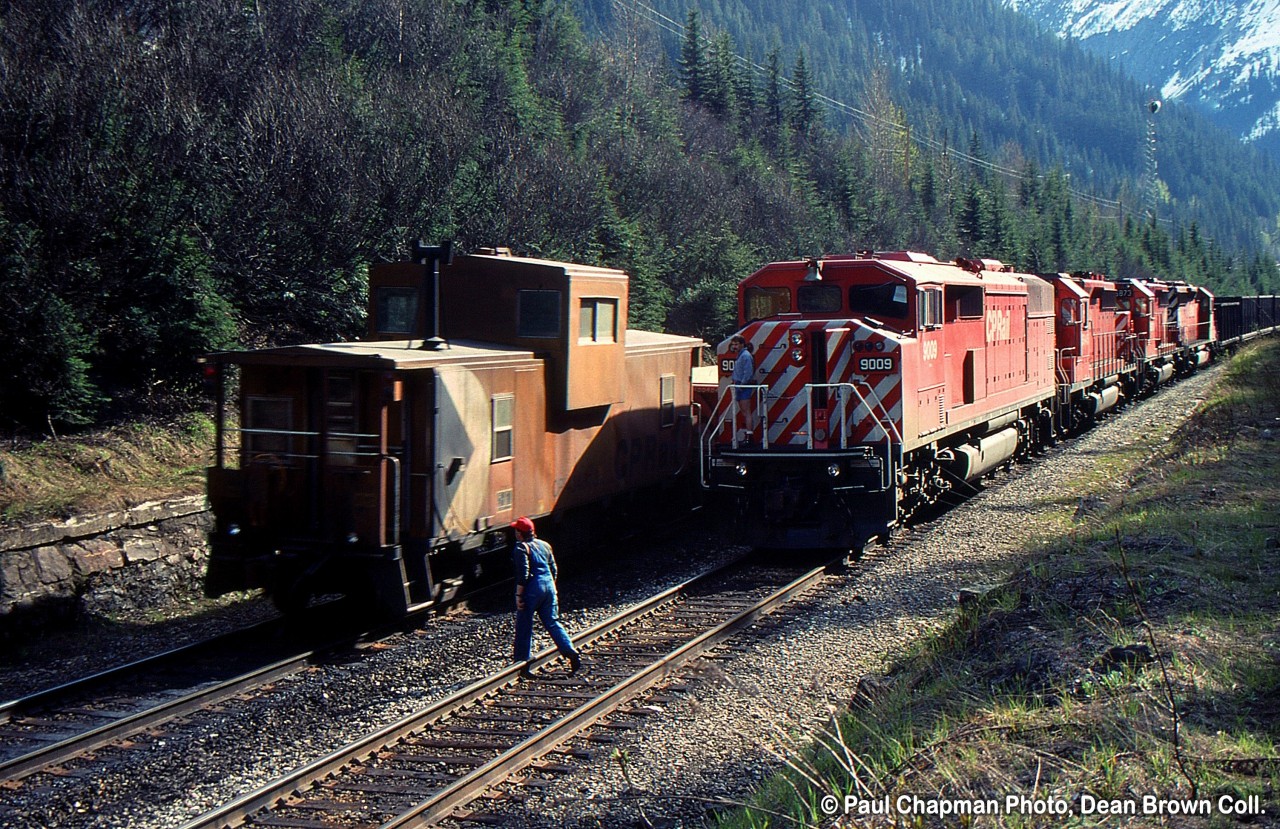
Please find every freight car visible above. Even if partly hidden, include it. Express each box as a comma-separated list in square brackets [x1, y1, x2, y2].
[1214, 295, 1279, 347]
[699, 251, 1249, 552]
[204, 244, 703, 614]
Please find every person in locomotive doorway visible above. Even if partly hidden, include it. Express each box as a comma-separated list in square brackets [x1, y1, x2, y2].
[729, 335, 758, 443]
[510, 516, 583, 679]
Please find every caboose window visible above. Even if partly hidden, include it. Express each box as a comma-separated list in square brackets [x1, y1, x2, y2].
[744, 286, 791, 321]
[517, 290, 561, 338]
[660, 375, 676, 427]
[579, 298, 618, 343]
[849, 283, 909, 319]
[797, 284, 842, 313]
[492, 395, 514, 461]
[246, 397, 292, 456]
[375, 287, 419, 335]
[326, 372, 357, 464]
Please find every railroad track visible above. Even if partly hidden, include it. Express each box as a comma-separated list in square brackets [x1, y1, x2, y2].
[0, 602, 383, 784]
[0, 510, 706, 798]
[178, 552, 838, 829]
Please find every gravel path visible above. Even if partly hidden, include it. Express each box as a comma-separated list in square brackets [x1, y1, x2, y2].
[0, 366, 1220, 829]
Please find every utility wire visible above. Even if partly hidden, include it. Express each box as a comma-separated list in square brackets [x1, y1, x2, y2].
[614, 0, 1126, 214]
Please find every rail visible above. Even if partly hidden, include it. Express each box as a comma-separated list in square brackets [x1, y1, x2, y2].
[178, 553, 837, 829]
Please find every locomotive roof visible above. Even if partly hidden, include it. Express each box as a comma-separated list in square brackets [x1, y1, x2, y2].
[752, 253, 1038, 292]
[210, 329, 701, 369]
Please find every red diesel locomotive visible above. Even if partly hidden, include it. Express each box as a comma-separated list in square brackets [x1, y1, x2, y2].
[699, 252, 1227, 551]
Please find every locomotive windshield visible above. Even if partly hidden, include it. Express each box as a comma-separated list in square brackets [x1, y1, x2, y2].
[848, 283, 909, 320]
[744, 286, 792, 321]
[797, 284, 842, 313]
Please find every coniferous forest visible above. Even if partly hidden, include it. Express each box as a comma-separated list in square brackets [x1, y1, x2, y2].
[2, 0, 1277, 431]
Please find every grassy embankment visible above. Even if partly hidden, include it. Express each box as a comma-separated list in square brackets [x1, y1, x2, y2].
[0, 414, 213, 527]
[724, 339, 1280, 828]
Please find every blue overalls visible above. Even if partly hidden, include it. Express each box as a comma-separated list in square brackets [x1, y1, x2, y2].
[512, 538, 579, 665]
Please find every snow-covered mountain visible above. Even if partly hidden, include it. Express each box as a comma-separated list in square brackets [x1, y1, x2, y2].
[1004, 0, 1280, 154]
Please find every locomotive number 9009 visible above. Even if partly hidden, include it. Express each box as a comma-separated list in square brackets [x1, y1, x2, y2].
[858, 356, 895, 372]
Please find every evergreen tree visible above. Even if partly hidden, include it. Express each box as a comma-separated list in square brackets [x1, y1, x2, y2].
[789, 51, 818, 135]
[679, 8, 705, 103]
[764, 45, 785, 130]
[704, 31, 738, 119]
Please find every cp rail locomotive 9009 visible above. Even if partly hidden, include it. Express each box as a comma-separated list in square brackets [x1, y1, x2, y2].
[203, 244, 703, 614]
[699, 251, 1277, 550]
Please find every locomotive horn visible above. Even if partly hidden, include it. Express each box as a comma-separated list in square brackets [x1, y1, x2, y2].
[412, 240, 454, 350]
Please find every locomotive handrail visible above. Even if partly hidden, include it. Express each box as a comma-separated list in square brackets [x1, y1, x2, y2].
[698, 384, 768, 487]
[820, 380, 901, 491]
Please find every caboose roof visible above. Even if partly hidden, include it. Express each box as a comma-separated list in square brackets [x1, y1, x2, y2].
[452, 252, 628, 281]
[209, 329, 701, 370]
[208, 338, 536, 370]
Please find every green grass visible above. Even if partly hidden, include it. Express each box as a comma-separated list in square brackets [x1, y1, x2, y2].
[0, 413, 213, 525]
[717, 339, 1280, 828]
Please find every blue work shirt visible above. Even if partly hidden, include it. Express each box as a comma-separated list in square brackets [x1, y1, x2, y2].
[512, 538, 558, 586]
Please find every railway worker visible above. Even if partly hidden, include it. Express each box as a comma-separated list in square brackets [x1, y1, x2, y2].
[730, 335, 758, 443]
[510, 516, 583, 679]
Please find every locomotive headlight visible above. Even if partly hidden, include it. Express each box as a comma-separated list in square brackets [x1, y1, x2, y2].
[227, 523, 241, 537]
[827, 463, 841, 478]
[791, 348, 804, 362]
[346, 532, 360, 545]
[790, 332, 804, 346]
[735, 463, 749, 477]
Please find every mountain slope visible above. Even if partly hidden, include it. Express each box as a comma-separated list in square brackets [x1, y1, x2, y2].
[1005, 0, 1280, 157]
[578, 0, 1280, 256]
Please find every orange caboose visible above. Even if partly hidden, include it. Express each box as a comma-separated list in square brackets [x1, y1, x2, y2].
[205, 248, 702, 614]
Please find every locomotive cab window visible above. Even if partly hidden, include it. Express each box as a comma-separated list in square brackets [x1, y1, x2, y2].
[492, 395, 514, 461]
[947, 285, 984, 320]
[797, 284, 842, 314]
[579, 298, 617, 343]
[848, 283, 909, 321]
[917, 287, 943, 329]
[517, 290, 561, 338]
[375, 287, 420, 336]
[744, 286, 791, 321]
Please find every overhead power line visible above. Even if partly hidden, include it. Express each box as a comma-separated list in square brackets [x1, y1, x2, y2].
[613, 0, 1125, 214]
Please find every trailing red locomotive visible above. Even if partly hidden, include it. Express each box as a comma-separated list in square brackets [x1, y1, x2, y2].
[203, 244, 703, 614]
[699, 251, 1261, 551]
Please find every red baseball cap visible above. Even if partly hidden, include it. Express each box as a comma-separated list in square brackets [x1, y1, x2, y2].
[510, 516, 535, 534]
